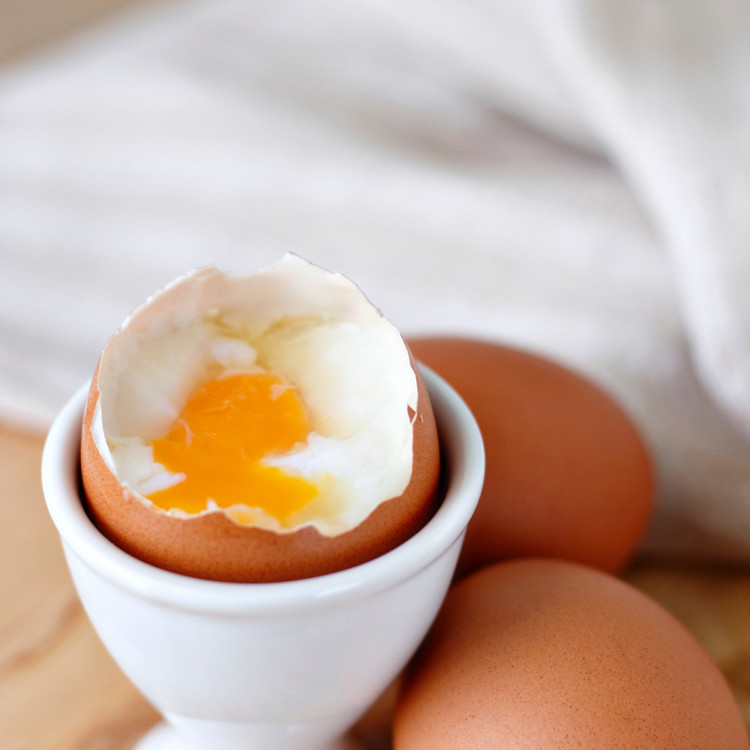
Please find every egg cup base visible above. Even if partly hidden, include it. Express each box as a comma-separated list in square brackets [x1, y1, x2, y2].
[132, 722, 182, 750]
[133, 721, 365, 750]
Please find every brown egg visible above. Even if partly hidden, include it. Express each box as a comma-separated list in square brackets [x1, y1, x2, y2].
[394, 559, 749, 749]
[408, 337, 653, 576]
[81, 256, 440, 582]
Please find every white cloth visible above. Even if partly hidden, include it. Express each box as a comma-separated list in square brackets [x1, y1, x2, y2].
[1, 0, 750, 560]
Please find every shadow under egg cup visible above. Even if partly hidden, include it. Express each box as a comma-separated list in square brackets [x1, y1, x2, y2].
[42, 367, 484, 750]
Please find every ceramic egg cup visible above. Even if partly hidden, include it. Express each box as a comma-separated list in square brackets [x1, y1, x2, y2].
[42, 368, 484, 750]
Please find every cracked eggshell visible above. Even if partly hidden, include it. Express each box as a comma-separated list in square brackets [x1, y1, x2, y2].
[80, 256, 440, 583]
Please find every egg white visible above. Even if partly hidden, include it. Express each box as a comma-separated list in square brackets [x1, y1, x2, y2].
[90, 254, 418, 537]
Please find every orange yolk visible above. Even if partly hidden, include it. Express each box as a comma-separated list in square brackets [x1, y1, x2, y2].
[147, 372, 318, 521]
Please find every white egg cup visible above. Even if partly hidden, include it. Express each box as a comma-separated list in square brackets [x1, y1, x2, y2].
[42, 368, 484, 750]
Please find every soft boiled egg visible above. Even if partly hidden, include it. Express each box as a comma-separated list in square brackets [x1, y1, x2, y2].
[80, 255, 440, 582]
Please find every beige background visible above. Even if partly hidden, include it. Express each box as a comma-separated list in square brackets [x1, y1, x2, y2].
[0, 0, 144, 64]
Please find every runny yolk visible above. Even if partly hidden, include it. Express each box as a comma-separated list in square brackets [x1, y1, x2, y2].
[147, 372, 318, 521]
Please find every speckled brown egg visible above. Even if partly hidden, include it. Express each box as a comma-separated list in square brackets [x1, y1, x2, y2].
[81, 255, 440, 582]
[394, 558, 749, 749]
[408, 337, 653, 576]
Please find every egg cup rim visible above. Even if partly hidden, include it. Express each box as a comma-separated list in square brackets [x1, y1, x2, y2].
[42, 366, 484, 615]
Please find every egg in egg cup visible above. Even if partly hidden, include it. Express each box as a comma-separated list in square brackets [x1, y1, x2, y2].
[42, 365, 483, 750]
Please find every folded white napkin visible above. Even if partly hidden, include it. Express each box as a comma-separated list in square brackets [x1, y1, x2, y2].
[2, 0, 749, 561]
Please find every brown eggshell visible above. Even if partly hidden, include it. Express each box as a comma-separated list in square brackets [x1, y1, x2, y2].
[80, 354, 440, 583]
[408, 336, 654, 576]
[394, 559, 750, 749]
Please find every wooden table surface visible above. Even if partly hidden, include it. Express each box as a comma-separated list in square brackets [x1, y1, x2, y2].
[2, 419, 750, 750]
[2, 4, 750, 748]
